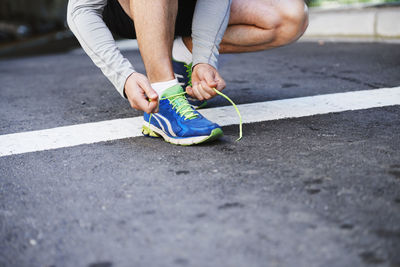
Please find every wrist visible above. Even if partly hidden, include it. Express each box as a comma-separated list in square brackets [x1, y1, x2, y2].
[123, 71, 136, 99]
[192, 54, 218, 70]
[193, 63, 217, 72]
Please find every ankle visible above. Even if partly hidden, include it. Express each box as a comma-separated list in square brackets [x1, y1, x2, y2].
[151, 79, 179, 96]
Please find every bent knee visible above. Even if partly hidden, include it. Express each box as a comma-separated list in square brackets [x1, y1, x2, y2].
[275, 1, 309, 45]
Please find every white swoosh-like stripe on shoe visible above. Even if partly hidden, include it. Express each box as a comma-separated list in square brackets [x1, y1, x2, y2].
[153, 113, 177, 137]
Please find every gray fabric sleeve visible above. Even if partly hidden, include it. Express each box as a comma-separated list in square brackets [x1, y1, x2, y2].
[191, 0, 231, 69]
[67, 0, 135, 98]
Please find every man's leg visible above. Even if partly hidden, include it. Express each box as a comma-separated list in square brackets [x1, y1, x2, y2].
[117, 0, 224, 146]
[182, 0, 309, 54]
[119, 0, 177, 83]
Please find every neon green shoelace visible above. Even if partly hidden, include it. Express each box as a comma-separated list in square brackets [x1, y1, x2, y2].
[147, 92, 198, 130]
[185, 63, 242, 141]
[212, 89, 242, 141]
[162, 92, 198, 120]
[148, 89, 242, 141]
[148, 63, 242, 141]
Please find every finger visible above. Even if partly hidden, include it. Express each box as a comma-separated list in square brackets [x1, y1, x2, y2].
[200, 80, 216, 96]
[214, 74, 226, 91]
[186, 86, 195, 98]
[148, 100, 159, 113]
[129, 101, 140, 111]
[136, 95, 158, 113]
[216, 80, 226, 91]
[204, 71, 218, 88]
[192, 82, 204, 101]
[199, 84, 212, 100]
[138, 78, 158, 101]
[200, 81, 214, 99]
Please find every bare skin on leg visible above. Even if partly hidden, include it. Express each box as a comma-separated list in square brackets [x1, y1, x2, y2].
[119, 0, 308, 103]
[181, 0, 308, 100]
[119, 0, 179, 113]
[119, 0, 227, 102]
[183, 0, 309, 53]
[128, 0, 177, 83]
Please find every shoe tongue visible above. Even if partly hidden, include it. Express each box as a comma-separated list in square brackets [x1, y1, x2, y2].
[161, 84, 184, 98]
[161, 84, 198, 120]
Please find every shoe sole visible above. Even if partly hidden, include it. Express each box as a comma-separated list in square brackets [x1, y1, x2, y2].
[142, 123, 223, 146]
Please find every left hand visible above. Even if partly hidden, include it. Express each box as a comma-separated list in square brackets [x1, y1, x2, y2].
[186, 63, 226, 101]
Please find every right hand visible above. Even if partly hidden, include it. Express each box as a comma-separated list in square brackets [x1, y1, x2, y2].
[124, 72, 159, 113]
[186, 63, 226, 101]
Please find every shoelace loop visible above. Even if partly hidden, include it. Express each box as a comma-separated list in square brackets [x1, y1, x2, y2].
[184, 63, 241, 140]
[148, 89, 242, 142]
[148, 62, 242, 141]
[163, 92, 198, 120]
[147, 91, 198, 131]
[212, 88, 242, 141]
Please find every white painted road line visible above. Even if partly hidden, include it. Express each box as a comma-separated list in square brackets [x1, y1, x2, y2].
[1, 87, 399, 157]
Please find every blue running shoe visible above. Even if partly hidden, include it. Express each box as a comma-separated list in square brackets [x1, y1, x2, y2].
[172, 59, 208, 109]
[142, 84, 223, 145]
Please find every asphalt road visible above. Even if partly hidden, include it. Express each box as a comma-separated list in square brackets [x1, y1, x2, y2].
[1, 41, 400, 267]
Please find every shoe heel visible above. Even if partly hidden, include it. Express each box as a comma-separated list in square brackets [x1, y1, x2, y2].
[142, 125, 160, 138]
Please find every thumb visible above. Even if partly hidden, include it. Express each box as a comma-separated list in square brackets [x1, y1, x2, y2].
[204, 72, 217, 87]
[139, 78, 158, 101]
[186, 86, 194, 96]
[214, 72, 226, 91]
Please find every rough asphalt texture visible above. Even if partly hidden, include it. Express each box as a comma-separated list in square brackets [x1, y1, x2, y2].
[0, 41, 400, 267]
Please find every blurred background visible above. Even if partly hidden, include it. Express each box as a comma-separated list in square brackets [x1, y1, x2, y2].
[309, 0, 399, 6]
[0, 0, 399, 57]
[0, 0, 67, 42]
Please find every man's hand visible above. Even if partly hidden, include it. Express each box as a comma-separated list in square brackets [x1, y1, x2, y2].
[186, 63, 226, 101]
[124, 72, 159, 113]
